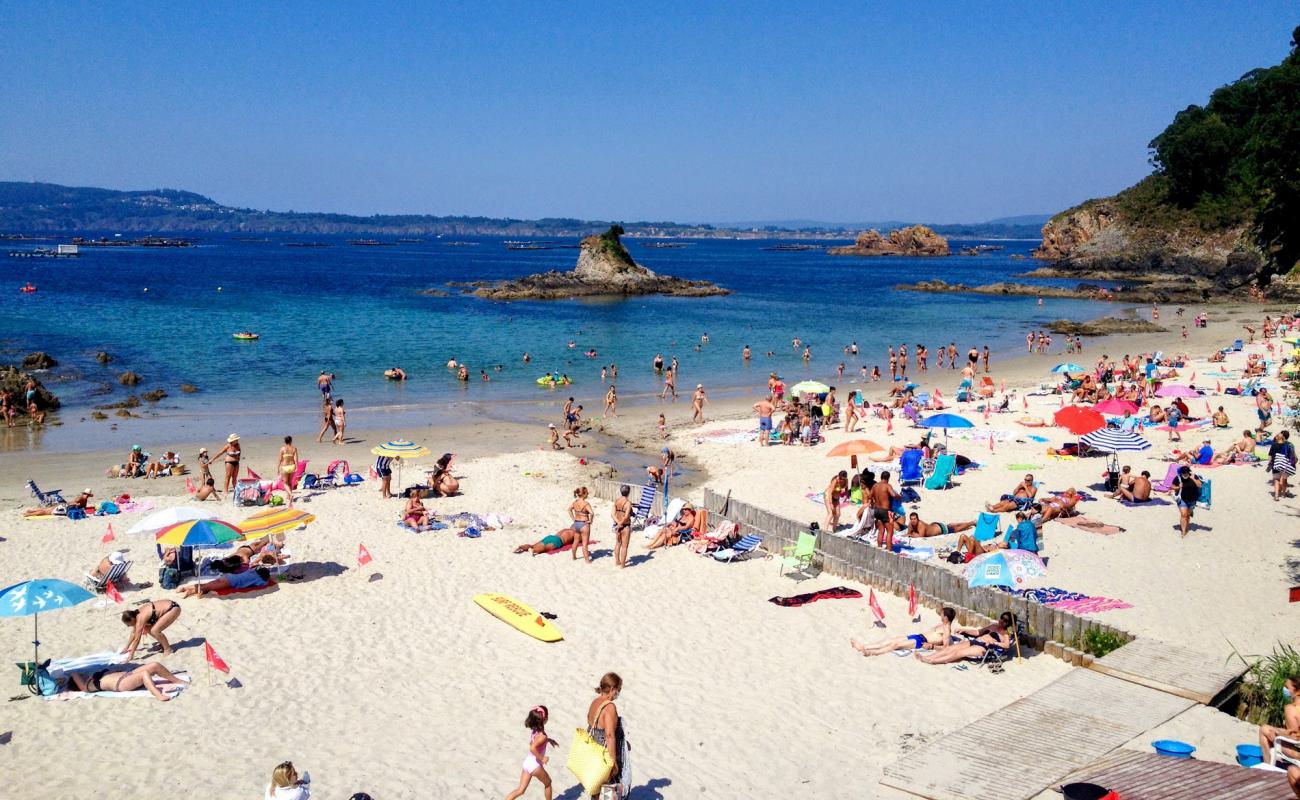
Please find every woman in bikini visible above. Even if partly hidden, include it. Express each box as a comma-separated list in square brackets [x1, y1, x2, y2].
[427, 453, 459, 496]
[67, 661, 186, 702]
[569, 486, 593, 563]
[278, 436, 299, 508]
[316, 397, 336, 443]
[403, 494, 432, 531]
[915, 612, 1015, 665]
[852, 606, 957, 656]
[213, 433, 241, 494]
[120, 599, 182, 657]
[178, 565, 272, 599]
[332, 399, 346, 444]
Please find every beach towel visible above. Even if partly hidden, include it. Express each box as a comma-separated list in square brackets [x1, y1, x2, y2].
[1055, 516, 1125, 535]
[542, 539, 600, 554]
[211, 577, 278, 596]
[45, 673, 191, 701]
[999, 586, 1132, 612]
[117, 500, 155, 514]
[46, 651, 130, 680]
[1007, 463, 1045, 470]
[1119, 497, 1171, 507]
[397, 520, 447, 533]
[894, 543, 934, 561]
[768, 586, 862, 607]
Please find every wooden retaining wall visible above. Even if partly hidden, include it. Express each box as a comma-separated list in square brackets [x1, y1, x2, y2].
[700, 488, 1135, 664]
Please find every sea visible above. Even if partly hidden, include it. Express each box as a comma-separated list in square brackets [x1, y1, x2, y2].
[1, 234, 1114, 452]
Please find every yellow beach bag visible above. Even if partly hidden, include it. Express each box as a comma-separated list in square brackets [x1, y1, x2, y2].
[567, 703, 614, 794]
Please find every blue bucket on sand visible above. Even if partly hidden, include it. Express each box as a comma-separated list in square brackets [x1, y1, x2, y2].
[1236, 744, 1263, 767]
[1152, 739, 1196, 759]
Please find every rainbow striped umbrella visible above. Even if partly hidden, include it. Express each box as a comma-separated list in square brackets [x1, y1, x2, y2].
[238, 508, 316, 540]
[155, 518, 244, 547]
[370, 439, 430, 458]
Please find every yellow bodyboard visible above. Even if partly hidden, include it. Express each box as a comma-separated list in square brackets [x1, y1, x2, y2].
[473, 593, 563, 642]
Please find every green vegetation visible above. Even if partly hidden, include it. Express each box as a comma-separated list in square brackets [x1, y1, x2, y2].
[1232, 643, 1300, 726]
[1080, 628, 1126, 659]
[1146, 25, 1300, 278]
[595, 224, 637, 268]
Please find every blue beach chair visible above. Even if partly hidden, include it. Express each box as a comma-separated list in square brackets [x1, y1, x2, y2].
[924, 455, 957, 491]
[973, 512, 1000, 543]
[1197, 479, 1212, 510]
[899, 449, 924, 485]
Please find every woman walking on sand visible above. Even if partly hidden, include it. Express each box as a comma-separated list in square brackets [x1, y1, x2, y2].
[505, 705, 558, 800]
[332, 398, 346, 444]
[586, 673, 630, 798]
[213, 433, 241, 494]
[604, 385, 617, 417]
[569, 487, 593, 563]
[844, 391, 859, 433]
[317, 398, 336, 443]
[692, 384, 707, 423]
[278, 436, 299, 507]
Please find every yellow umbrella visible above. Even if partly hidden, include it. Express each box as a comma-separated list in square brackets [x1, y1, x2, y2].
[370, 439, 430, 488]
[238, 508, 316, 540]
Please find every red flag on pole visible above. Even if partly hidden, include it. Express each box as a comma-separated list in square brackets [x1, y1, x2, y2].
[907, 583, 918, 618]
[185, 476, 196, 494]
[989, 435, 995, 452]
[1216, 381, 1222, 394]
[1205, 400, 1212, 415]
[101, 523, 115, 544]
[105, 580, 123, 604]
[983, 403, 990, 421]
[868, 589, 885, 624]
[1000, 379, 1006, 393]
[358, 543, 373, 566]
[204, 641, 230, 673]
[1022, 395, 1028, 411]
[1189, 371, 1196, 383]
[886, 415, 893, 433]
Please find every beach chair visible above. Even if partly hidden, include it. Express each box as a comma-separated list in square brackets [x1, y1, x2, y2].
[1151, 462, 1181, 493]
[26, 479, 66, 507]
[630, 483, 658, 527]
[973, 512, 1000, 543]
[1196, 478, 1212, 510]
[974, 624, 1021, 672]
[714, 533, 763, 562]
[899, 449, 924, 485]
[1233, 339, 1244, 351]
[84, 560, 131, 593]
[902, 405, 923, 427]
[924, 455, 957, 491]
[779, 531, 817, 580]
[1271, 736, 1300, 768]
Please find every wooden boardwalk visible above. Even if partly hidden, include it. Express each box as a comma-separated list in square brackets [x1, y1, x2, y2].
[1056, 749, 1294, 799]
[879, 669, 1194, 800]
[1088, 637, 1246, 705]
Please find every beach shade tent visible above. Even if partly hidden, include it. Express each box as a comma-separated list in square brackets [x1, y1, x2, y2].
[1092, 398, 1140, 416]
[0, 578, 95, 693]
[920, 413, 974, 441]
[964, 550, 1046, 588]
[788, 381, 830, 397]
[1054, 406, 1106, 435]
[238, 507, 316, 540]
[1051, 363, 1085, 374]
[126, 506, 219, 536]
[370, 439, 431, 489]
[825, 439, 884, 469]
[155, 518, 244, 548]
[1155, 384, 1202, 398]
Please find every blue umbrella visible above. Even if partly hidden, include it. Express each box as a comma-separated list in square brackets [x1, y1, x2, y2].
[1051, 363, 1084, 374]
[0, 579, 95, 694]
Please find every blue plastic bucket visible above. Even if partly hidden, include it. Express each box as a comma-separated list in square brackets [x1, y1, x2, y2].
[1236, 744, 1263, 767]
[1152, 739, 1196, 758]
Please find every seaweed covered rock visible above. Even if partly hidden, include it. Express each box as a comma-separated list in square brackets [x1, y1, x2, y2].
[22, 352, 57, 369]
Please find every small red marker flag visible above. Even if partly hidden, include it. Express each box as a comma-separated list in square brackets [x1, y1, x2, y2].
[983, 403, 990, 421]
[105, 580, 123, 604]
[358, 543, 373, 566]
[1000, 379, 1006, 393]
[886, 416, 893, 433]
[1022, 395, 1028, 411]
[1189, 371, 1196, 383]
[1205, 400, 1212, 415]
[868, 589, 885, 624]
[101, 523, 115, 544]
[989, 435, 995, 452]
[1059, 394, 1065, 407]
[205, 640, 230, 673]
[1216, 381, 1222, 394]
[185, 476, 196, 494]
[907, 583, 918, 618]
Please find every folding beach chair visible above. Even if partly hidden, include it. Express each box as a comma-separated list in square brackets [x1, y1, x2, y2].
[714, 533, 763, 562]
[1151, 462, 1181, 493]
[1271, 736, 1300, 769]
[899, 449, 924, 485]
[630, 483, 658, 527]
[84, 559, 131, 593]
[1196, 478, 1212, 510]
[973, 512, 1000, 543]
[924, 455, 957, 491]
[27, 479, 66, 507]
[779, 531, 817, 580]
[974, 624, 1021, 673]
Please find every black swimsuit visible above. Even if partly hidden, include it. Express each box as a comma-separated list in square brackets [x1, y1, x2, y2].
[146, 600, 178, 626]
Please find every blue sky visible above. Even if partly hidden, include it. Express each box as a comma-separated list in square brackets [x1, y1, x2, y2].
[1, 2, 1295, 223]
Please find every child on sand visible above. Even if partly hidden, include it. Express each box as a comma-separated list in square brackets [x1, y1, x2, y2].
[658, 413, 666, 439]
[505, 705, 558, 800]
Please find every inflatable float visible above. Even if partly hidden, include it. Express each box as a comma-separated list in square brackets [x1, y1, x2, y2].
[536, 375, 572, 386]
[473, 593, 562, 642]
[20, 283, 37, 294]
[232, 332, 260, 341]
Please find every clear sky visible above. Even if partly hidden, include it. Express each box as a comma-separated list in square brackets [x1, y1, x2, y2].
[1, 2, 1295, 223]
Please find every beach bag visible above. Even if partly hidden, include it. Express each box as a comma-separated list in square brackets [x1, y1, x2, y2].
[344, 473, 364, 485]
[900, 487, 921, 504]
[97, 501, 120, 515]
[17, 660, 58, 696]
[65, 506, 86, 521]
[567, 702, 615, 795]
[159, 565, 181, 590]
[302, 474, 319, 488]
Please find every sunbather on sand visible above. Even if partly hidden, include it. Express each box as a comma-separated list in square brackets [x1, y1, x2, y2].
[66, 661, 186, 702]
[178, 566, 271, 598]
[905, 513, 975, 538]
[985, 474, 1036, 512]
[851, 607, 956, 656]
[403, 495, 432, 530]
[1215, 429, 1258, 465]
[24, 489, 93, 517]
[513, 528, 576, 555]
[1110, 469, 1152, 502]
[915, 612, 1015, 665]
[1036, 488, 1081, 522]
[648, 504, 697, 549]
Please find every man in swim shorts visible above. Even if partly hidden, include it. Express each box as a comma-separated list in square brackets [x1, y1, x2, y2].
[514, 528, 577, 555]
[318, 371, 334, 401]
[869, 472, 901, 550]
[905, 512, 976, 538]
[752, 397, 774, 446]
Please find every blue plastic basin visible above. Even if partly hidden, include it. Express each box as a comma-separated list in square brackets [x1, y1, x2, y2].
[1153, 739, 1196, 758]
[1236, 744, 1263, 766]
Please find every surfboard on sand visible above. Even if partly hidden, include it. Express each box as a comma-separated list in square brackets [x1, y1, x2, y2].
[473, 593, 563, 642]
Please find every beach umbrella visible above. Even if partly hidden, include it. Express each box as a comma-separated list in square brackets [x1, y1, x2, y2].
[1155, 384, 1201, 398]
[1051, 363, 1084, 374]
[238, 507, 316, 540]
[126, 506, 219, 536]
[1282, 335, 1298, 345]
[964, 550, 1046, 588]
[1053, 406, 1105, 435]
[1092, 398, 1139, 416]
[370, 439, 430, 489]
[825, 439, 884, 469]
[1080, 428, 1152, 453]
[788, 381, 829, 397]
[0, 578, 95, 692]
[155, 518, 244, 548]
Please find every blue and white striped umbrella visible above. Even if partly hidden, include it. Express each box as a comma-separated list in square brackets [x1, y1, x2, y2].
[1081, 428, 1152, 453]
[1051, 363, 1085, 374]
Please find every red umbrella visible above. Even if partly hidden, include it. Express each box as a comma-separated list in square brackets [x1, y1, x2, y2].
[1054, 406, 1105, 435]
[1092, 398, 1139, 415]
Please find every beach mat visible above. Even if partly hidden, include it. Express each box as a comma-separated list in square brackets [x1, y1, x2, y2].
[768, 586, 862, 607]
[212, 578, 278, 596]
[1056, 516, 1125, 535]
[1120, 497, 1171, 507]
[542, 539, 600, 555]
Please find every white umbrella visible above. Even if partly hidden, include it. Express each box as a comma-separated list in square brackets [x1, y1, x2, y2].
[126, 506, 219, 536]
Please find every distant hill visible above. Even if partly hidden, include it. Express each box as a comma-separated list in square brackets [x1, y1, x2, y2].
[0, 181, 1047, 240]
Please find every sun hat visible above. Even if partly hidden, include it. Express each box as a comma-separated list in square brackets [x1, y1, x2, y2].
[227, 433, 240, 443]
[83, 488, 94, 495]
[696, 384, 703, 389]
[198, 447, 208, 454]
[132, 444, 141, 450]
[107, 550, 126, 565]
[548, 423, 556, 428]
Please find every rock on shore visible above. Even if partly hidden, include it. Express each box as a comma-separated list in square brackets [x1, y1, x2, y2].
[827, 225, 950, 257]
[897, 278, 1212, 304]
[471, 226, 728, 300]
[0, 365, 60, 411]
[1047, 317, 1168, 336]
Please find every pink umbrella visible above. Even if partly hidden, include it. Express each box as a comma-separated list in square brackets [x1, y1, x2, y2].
[1155, 384, 1201, 398]
[1092, 398, 1139, 415]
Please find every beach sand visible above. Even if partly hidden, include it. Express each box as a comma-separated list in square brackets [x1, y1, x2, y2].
[1, 301, 1295, 798]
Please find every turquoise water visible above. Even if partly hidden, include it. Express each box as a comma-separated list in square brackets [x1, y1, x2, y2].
[1, 235, 1110, 450]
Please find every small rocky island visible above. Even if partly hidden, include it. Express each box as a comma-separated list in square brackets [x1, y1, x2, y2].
[827, 225, 950, 257]
[470, 226, 728, 300]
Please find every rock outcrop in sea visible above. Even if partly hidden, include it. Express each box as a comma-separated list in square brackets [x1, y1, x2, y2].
[0, 365, 60, 412]
[827, 225, 950, 257]
[470, 226, 728, 300]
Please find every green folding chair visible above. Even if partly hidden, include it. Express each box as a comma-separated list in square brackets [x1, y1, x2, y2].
[780, 531, 817, 580]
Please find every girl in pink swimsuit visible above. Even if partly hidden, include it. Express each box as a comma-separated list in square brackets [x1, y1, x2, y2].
[505, 705, 558, 800]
